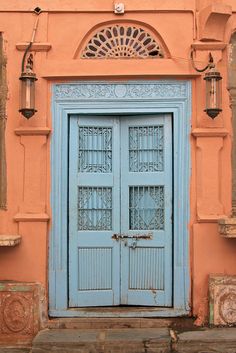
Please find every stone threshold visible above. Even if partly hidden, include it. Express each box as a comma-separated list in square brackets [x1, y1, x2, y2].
[47, 317, 176, 329]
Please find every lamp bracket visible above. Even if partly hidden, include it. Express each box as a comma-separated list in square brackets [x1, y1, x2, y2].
[191, 50, 215, 73]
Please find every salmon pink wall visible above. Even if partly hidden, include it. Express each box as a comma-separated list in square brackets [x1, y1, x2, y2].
[0, 0, 236, 324]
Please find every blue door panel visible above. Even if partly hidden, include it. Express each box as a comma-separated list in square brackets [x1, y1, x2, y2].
[120, 116, 172, 306]
[69, 116, 121, 307]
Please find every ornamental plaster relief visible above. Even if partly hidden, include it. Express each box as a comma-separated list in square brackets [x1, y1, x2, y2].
[209, 275, 236, 325]
[54, 82, 188, 100]
[0, 283, 45, 342]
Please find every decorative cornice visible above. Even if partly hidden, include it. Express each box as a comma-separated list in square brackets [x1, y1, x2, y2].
[191, 42, 227, 51]
[16, 42, 51, 52]
[197, 214, 226, 223]
[14, 213, 50, 222]
[54, 82, 188, 100]
[192, 128, 229, 138]
[14, 127, 51, 136]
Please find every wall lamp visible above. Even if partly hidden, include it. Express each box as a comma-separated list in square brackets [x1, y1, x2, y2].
[19, 54, 37, 119]
[19, 7, 41, 119]
[191, 51, 222, 119]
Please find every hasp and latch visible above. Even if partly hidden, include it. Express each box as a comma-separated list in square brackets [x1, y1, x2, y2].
[112, 233, 153, 240]
[112, 233, 153, 249]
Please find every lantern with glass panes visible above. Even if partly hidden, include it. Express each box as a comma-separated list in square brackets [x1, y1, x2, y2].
[19, 53, 37, 119]
[191, 52, 222, 119]
[19, 8, 41, 119]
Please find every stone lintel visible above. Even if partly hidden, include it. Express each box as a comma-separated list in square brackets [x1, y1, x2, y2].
[218, 217, 236, 238]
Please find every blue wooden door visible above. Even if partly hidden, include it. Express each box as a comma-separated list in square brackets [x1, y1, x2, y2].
[120, 116, 172, 306]
[69, 114, 172, 307]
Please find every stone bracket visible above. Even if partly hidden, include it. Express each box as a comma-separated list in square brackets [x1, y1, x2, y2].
[198, 3, 232, 42]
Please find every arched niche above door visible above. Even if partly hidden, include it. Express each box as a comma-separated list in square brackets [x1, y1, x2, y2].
[74, 21, 170, 59]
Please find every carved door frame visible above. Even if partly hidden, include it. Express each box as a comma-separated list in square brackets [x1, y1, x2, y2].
[49, 80, 191, 317]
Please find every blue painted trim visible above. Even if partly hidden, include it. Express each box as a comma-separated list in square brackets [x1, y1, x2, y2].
[50, 80, 191, 317]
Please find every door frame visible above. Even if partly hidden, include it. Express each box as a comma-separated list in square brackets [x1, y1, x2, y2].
[49, 80, 191, 317]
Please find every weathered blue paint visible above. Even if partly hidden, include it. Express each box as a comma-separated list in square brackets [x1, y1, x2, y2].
[69, 115, 172, 307]
[50, 81, 191, 317]
[69, 116, 121, 306]
[120, 115, 172, 306]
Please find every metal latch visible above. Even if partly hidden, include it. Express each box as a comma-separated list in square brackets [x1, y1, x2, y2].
[112, 233, 153, 240]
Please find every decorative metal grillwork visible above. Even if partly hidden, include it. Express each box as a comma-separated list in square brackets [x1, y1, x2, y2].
[81, 25, 164, 59]
[129, 125, 164, 172]
[129, 186, 164, 230]
[78, 187, 112, 230]
[78, 126, 112, 173]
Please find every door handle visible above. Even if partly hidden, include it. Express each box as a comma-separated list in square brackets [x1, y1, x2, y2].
[112, 233, 153, 240]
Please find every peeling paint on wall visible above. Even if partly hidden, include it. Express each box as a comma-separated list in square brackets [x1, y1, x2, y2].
[0, 34, 7, 210]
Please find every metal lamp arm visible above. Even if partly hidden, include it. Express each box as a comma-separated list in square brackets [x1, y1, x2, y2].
[190, 50, 214, 73]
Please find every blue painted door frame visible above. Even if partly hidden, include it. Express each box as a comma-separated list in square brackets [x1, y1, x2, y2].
[50, 81, 191, 317]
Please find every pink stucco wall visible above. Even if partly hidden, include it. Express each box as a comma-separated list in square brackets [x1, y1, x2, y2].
[0, 0, 236, 325]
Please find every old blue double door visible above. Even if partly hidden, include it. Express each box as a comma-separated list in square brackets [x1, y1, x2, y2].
[69, 114, 172, 307]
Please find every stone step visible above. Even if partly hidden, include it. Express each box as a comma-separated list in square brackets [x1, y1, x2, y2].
[32, 328, 171, 353]
[174, 328, 236, 353]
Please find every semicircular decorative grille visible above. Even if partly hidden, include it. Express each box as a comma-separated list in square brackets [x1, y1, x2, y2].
[81, 25, 164, 59]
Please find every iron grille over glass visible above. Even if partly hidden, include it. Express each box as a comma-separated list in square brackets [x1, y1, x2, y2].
[78, 126, 112, 173]
[78, 187, 112, 230]
[129, 186, 165, 230]
[129, 125, 164, 172]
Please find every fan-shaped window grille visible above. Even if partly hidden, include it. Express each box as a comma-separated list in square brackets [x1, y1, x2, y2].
[81, 25, 164, 59]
